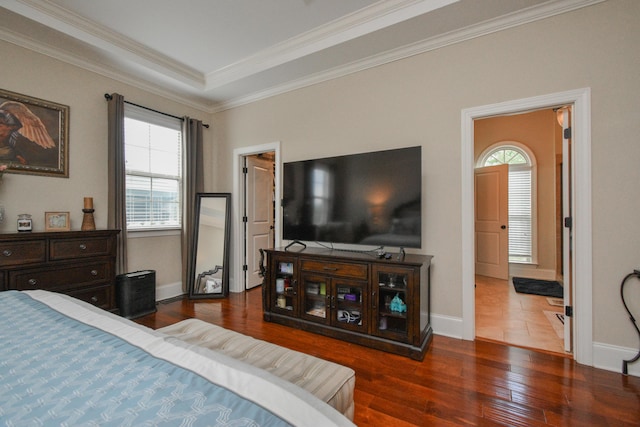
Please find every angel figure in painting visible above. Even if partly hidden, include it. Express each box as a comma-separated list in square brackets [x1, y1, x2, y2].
[0, 101, 57, 168]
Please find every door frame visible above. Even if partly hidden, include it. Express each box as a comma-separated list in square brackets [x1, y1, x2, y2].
[461, 88, 593, 365]
[232, 141, 282, 293]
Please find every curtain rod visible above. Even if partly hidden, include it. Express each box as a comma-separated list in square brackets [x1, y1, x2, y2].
[104, 93, 209, 128]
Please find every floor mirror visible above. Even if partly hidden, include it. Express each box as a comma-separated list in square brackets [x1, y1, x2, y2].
[189, 193, 231, 298]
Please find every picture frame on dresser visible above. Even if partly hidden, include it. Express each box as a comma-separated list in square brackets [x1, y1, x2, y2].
[45, 211, 70, 231]
[0, 88, 69, 177]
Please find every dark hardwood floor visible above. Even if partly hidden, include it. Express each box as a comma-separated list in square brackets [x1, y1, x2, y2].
[134, 287, 640, 426]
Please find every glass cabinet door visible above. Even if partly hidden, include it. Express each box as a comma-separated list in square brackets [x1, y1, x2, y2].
[373, 267, 412, 342]
[333, 280, 368, 332]
[300, 274, 329, 324]
[272, 258, 297, 316]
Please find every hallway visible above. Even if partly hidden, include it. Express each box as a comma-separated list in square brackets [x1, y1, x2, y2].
[475, 275, 567, 355]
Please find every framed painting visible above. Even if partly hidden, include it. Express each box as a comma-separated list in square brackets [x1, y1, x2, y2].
[0, 88, 69, 177]
[45, 212, 71, 231]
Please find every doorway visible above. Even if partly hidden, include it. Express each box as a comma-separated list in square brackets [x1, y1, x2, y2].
[232, 142, 282, 294]
[473, 111, 564, 354]
[461, 88, 593, 366]
[244, 153, 275, 290]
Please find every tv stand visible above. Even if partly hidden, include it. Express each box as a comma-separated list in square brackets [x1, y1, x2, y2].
[284, 240, 307, 251]
[263, 247, 432, 360]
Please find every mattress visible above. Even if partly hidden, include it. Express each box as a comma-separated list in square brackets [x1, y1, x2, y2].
[158, 318, 356, 421]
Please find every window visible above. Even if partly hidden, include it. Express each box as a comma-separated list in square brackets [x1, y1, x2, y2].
[479, 143, 536, 264]
[310, 166, 332, 225]
[124, 105, 182, 230]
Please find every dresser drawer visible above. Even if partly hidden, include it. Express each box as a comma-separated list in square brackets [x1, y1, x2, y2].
[50, 237, 113, 260]
[67, 284, 114, 310]
[301, 259, 368, 280]
[0, 240, 46, 267]
[9, 261, 112, 291]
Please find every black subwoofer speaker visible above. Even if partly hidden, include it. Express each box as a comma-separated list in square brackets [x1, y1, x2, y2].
[116, 270, 157, 319]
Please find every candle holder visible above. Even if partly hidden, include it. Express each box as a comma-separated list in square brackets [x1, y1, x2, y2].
[81, 208, 96, 231]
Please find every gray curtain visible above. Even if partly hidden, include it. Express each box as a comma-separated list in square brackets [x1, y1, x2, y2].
[181, 118, 205, 293]
[106, 93, 128, 275]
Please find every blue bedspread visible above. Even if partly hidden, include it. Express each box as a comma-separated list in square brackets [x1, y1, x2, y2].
[0, 291, 291, 426]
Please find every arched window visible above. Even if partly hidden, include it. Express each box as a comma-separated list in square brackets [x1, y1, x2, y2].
[478, 142, 536, 264]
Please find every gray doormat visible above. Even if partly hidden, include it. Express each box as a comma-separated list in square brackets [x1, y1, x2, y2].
[512, 277, 563, 298]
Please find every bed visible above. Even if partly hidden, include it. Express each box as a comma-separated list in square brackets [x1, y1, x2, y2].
[0, 290, 355, 426]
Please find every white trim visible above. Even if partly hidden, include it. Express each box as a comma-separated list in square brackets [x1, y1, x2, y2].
[509, 265, 556, 282]
[1, 0, 604, 113]
[231, 142, 282, 294]
[213, 0, 605, 112]
[126, 229, 181, 239]
[593, 342, 640, 377]
[430, 315, 640, 378]
[461, 88, 593, 366]
[155, 281, 184, 301]
[430, 313, 463, 340]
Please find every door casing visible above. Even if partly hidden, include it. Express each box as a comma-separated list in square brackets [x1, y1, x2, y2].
[461, 88, 592, 365]
[232, 142, 282, 293]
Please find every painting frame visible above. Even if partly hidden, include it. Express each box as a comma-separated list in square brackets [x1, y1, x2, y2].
[0, 88, 69, 177]
[45, 212, 71, 231]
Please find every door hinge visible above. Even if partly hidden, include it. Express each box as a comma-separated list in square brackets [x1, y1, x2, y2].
[564, 127, 572, 139]
[243, 216, 248, 223]
[243, 166, 248, 174]
[565, 306, 573, 317]
[242, 264, 248, 272]
[564, 217, 572, 229]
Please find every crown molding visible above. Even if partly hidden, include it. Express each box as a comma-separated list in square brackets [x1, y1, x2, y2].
[205, 0, 458, 89]
[213, 0, 605, 112]
[3, 0, 205, 88]
[2, 0, 604, 113]
[0, 26, 214, 112]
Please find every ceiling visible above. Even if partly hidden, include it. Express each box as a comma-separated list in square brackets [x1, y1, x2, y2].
[0, 0, 599, 111]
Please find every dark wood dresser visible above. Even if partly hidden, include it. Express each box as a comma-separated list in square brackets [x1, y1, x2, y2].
[0, 230, 120, 311]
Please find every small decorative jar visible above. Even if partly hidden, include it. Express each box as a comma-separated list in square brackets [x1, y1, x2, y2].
[17, 214, 32, 232]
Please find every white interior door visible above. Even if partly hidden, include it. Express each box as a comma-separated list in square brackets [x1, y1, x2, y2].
[475, 165, 509, 280]
[245, 155, 274, 289]
[561, 107, 573, 353]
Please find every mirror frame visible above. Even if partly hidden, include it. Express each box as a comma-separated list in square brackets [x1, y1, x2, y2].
[188, 192, 231, 299]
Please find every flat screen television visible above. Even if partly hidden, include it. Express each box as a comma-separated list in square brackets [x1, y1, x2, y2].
[282, 146, 422, 249]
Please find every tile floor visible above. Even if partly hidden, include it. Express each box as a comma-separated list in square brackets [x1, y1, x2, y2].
[475, 275, 568, 355]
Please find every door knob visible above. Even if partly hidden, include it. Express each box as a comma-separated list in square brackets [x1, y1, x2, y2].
[501, 225, 507, 229]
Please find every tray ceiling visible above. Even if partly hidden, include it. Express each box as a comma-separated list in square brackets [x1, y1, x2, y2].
[0, 0, 600, 111]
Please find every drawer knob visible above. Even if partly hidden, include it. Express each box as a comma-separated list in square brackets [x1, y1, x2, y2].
[28, 278, 37, 286]
[79, 244, 87, 250]
[2, 249, 12, 257]
[91, 296, 98, 303]
[90, 270, 98, 276]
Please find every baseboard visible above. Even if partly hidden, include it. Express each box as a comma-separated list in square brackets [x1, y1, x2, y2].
[431, 314, 640, 378]
[431, 313, 463, 339]
[509, 265, 557, 281]
[156, 281, 184, 301]
[593, 341, 640, 377]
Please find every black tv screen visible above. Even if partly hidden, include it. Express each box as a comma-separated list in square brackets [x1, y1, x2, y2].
[282, 146, 422, 248]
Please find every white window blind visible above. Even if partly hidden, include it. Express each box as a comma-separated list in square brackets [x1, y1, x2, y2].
[508, 167, 532, 263]
[124, 105, 182, 230]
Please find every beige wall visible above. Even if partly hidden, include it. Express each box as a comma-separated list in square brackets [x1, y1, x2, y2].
[213, 0, 640, 351]
[474, 109, 558, 275]
[2, 1, 640, 357]
[0, 40, 212, 290]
